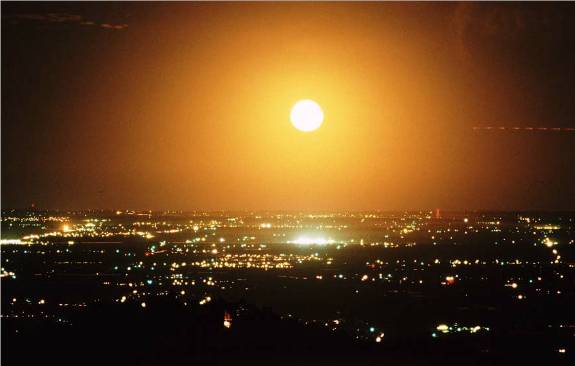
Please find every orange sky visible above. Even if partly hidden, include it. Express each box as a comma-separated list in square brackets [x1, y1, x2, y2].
[2, 2, 575, 210]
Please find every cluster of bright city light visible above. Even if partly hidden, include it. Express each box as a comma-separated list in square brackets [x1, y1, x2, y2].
[434, 323, 489, 337]
[288, 236, 336, 245]
[2, 209, 573, 358]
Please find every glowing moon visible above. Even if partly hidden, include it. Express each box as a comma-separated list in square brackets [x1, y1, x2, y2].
[290, 99, 324, 132]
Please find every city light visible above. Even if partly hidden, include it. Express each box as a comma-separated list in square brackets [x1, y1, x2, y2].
[288, 236, 336, 245]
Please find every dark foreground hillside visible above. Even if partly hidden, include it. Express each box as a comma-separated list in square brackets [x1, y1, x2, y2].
[2, 296, 573, 366]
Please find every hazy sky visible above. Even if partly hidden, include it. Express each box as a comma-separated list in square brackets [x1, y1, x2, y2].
[2, 2, 575, 211]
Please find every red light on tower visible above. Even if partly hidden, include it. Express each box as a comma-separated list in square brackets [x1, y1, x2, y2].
[223, 311, 232, 328]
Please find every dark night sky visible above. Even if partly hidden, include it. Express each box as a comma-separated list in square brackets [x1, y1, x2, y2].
[2, 2, 575, 211]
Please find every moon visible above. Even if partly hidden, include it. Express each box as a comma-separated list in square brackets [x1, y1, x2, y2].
[290, 99, 324, 132]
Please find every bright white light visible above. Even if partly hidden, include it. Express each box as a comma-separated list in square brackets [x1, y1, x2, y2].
[0, 239, 24, 245]
[290, 99, 324, 132]
[288, 236, 335, 245]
